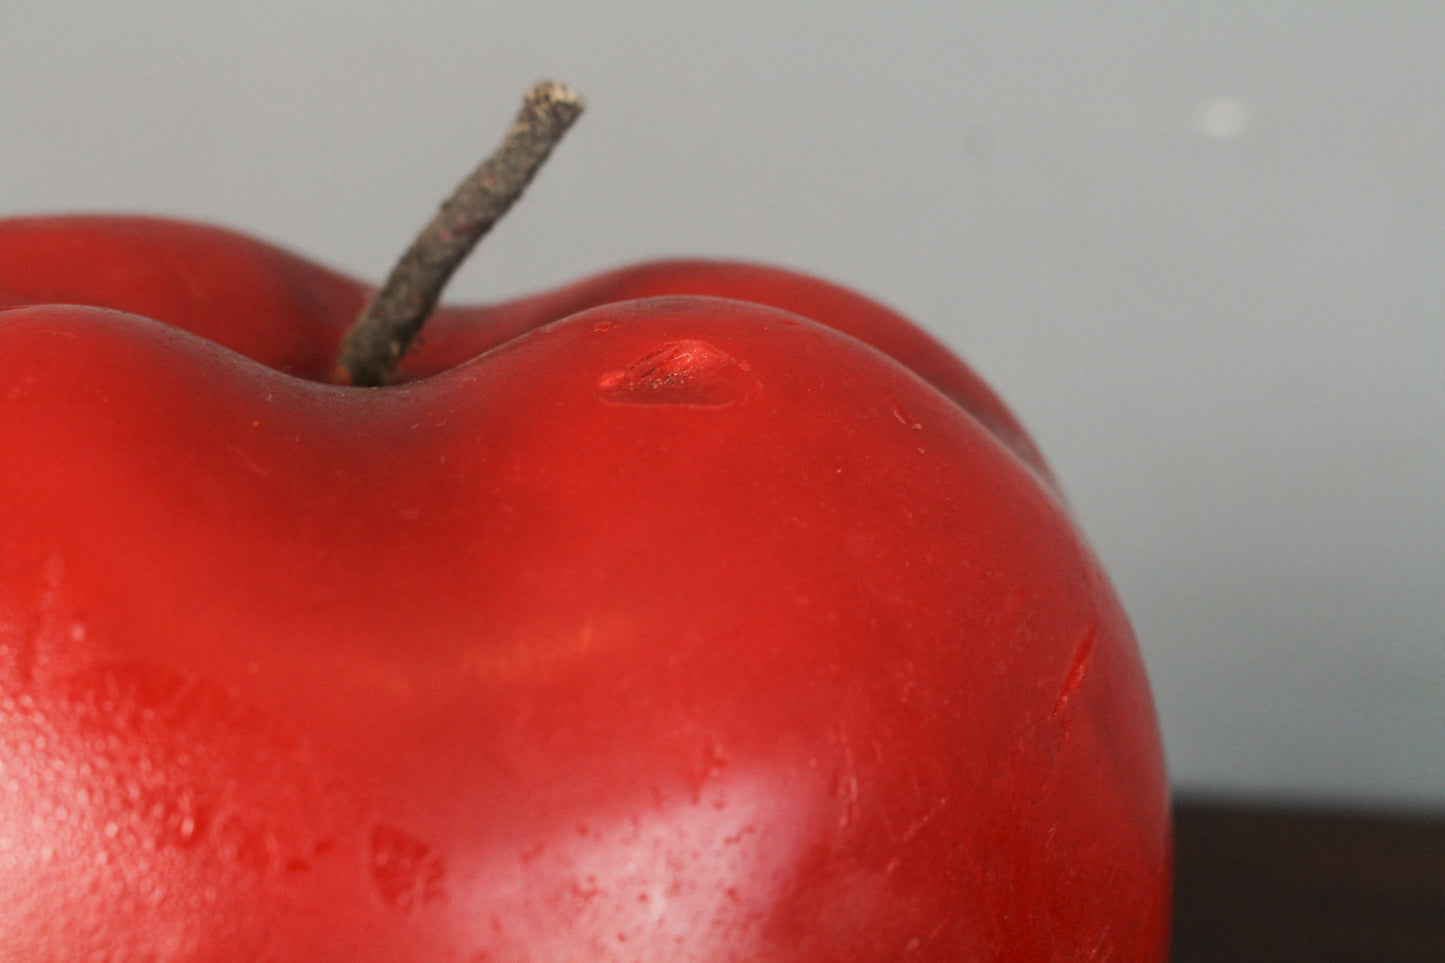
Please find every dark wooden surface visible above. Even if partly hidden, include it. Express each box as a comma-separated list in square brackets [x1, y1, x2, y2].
[1171, 798, 1445, 962]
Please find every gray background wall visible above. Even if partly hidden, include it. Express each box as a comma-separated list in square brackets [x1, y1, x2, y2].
[5, 2, 1442, 809]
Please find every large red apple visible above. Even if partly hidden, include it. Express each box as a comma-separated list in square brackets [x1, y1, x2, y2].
[0, 85, 1169, 961]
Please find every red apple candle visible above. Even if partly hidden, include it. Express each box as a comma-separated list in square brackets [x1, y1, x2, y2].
[0, 82, 1170, 961]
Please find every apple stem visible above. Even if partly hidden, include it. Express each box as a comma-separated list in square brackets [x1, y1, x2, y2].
[337, 80, 586, 386]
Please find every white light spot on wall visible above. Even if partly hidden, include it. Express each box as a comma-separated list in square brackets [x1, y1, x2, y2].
[1197, 97, 1250, 139]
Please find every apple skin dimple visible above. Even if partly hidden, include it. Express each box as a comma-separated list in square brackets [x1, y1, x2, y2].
[597, 336, 760, 408]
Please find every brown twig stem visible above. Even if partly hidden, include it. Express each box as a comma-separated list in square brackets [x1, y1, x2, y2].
[337, 80, 585, 386]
